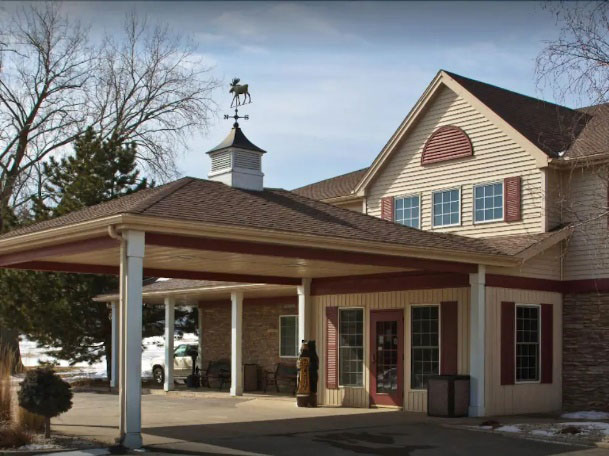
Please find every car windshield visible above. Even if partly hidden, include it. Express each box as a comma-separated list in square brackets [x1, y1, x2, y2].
[174, 345, 187, 357]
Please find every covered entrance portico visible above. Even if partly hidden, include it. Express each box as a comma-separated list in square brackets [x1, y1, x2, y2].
[0, 178, 520, 448]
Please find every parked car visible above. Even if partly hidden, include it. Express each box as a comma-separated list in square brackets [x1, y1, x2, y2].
[151, 343, 200, 386]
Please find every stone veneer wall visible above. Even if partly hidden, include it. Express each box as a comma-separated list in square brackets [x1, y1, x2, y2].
[563, 292, 609, 411]
[199, 297, 298, 390]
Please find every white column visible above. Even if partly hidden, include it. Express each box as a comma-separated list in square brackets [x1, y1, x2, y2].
[110, 301, 119, 389]
[297, 278, 312, 345]
[198, 304, 204, 372]
[164, 297, 175, 392]
[230, 291, 243, 396]
[120, 231, 145, 449]
[118, 243, 127, 441]
[469, 264, 486, 417]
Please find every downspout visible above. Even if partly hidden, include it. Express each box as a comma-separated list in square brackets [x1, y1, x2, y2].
[108, 225, 122, 241]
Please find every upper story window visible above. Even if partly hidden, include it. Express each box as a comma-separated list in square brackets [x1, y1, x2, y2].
[474, 182, 503, 223]
[395, 195, 420, 229]
[432, 188, 460, 227]
[516, 305, 540, 382]
[279, 315, 299, 358]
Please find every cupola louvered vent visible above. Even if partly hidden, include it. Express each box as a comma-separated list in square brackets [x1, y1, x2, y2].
[233, 150, 261, 171]
[211, 150, 232, 172]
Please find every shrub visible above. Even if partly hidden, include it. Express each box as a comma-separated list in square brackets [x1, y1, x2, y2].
[0, 423, 32, 449]
[18, 368, 72, 438]
[16, 407, 45, 433]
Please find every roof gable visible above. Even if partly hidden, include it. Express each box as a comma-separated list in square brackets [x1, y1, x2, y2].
[355, 70, 589, 194]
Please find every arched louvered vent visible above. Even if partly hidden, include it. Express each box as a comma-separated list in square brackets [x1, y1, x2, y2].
[421, 126, 473, 164]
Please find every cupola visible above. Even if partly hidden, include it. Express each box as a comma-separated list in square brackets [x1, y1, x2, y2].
[206, 123, 266, 191]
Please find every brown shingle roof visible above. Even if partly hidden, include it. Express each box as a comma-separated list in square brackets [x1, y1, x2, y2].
[446, 71, 590, 157]
[292, 168, 368, 200]
[478, 230, 568, 257]
[565, 102, 609, 159]
[0, 176, 511, 258]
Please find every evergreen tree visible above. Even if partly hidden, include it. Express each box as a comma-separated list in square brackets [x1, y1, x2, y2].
[0, 129, 195, 378]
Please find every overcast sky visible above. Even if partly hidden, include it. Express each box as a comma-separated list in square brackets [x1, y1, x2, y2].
[5, 2, 576, 189]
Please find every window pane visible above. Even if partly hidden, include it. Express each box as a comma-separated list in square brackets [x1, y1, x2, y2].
[395, 196, 420, 229]
[516, 306, 539, 382]
[433, 189, 460, 227]
[280, 316, 298, 357]
[474, 183, 503, 222]
[339, 309, 364, 387]
[411, 306, 439, 389]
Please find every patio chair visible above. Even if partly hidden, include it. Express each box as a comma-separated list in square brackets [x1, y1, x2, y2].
[263, 363, 297, 395]
[202, 359, 231, 390]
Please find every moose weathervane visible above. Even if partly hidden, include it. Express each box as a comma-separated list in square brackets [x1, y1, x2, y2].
[224, 77, 252, 126]
[229, 78, 251, 108]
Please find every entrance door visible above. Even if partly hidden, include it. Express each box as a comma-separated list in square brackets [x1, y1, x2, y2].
[370, 310, 404, 407]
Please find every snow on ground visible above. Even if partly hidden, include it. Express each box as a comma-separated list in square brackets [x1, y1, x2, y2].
[495, 425, 521, 433]
[19, 333, 198, 382]
[530, 429, 556, 437]
[560, 422, 609, 435]
[561, 411, 609, 420]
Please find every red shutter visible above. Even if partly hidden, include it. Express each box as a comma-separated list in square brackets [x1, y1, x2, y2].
[541, 304, 553, 384]
[326, 307, 339, 389]
[381, 196, 394, 221]
[500, 301, 515, 385]
[504, 176, 522, 222]
[440, 301, 458, 375]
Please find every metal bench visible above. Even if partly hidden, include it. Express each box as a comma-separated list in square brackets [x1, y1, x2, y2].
[202, 359, 230, 390]
[263, 363, 297, 395]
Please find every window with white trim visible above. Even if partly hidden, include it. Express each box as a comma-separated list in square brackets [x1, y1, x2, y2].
[474, 182, 503, 223]
[411, 306, 439, 389]
[279, 315, 298, 357]
[395, 195, 420, 229]
[432, 188, 460, 227]
[516, 305, 540, 382]
[339, 308, 364, 387]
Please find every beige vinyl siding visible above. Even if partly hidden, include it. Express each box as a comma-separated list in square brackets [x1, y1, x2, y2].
[485, 287, 562, 416]
[487, 244, 562, 280]
[331, 199, 364, 213]
[314, 288, 470, 412]
[561, 167, 609, 280]
[546, 167, 564, 230]
[366, 85, 544, 238]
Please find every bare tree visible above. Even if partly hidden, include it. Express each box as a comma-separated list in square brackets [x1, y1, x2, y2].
[536, 1, 609, 277]
[92, 12, 219, 178]
[0, 5, 219, 232]
[0, 3, 93, 232]
[536, 1, 609, 105]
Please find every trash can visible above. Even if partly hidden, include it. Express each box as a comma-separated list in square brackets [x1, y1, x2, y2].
[427, 375, 470, 417]
[243, 363, 258, 392]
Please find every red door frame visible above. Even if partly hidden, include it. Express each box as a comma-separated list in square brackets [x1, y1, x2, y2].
[369, 309, 404, 407]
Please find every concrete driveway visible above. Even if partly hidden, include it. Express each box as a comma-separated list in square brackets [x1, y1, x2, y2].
[54, 392, 607, 455]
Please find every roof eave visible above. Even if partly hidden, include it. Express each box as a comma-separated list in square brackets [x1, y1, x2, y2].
[94, 282, 292, 302]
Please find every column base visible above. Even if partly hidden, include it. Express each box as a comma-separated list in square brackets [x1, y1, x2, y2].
[468, 405, 486, 417]
[121, 432, 142, 449]
[230, 387, 243, 397]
